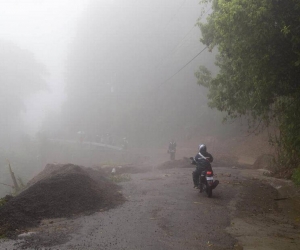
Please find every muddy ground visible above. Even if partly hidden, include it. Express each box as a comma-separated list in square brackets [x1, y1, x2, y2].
[0, 155, 299, 250]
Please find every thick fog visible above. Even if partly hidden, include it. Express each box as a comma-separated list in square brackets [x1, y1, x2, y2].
[0, 0, 90, 134]
[0, 0, 240, 195]
[63, 0, 218, 145]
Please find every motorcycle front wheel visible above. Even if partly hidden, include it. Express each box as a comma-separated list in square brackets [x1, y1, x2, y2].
[170, 153, 175, 160]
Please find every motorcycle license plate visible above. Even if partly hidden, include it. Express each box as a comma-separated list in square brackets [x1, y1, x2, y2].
[206, 177, 214, 181]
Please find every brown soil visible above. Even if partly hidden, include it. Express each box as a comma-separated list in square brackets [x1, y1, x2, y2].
[0, 164, 124, 237]
[227, 169, 300, 250]
[178, 129, 275, 166]
[96, 163, 150, 175]
[236, 179, 280, 216]
[252, 154, 274, 170]
[156, 158, 192, 169]
[272, 167, 294, 179]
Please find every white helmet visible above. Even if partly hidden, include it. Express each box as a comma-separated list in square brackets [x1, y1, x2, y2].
[198, 144, 207, 154]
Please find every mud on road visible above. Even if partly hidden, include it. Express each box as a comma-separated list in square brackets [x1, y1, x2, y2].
[1, 159, 300, 250]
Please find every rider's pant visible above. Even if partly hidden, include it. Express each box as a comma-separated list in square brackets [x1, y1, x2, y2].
[193, 166, 205, 186]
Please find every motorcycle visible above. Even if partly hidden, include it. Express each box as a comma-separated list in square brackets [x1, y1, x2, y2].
[168, 149, 176, 160]
[190, 157, 219, 198]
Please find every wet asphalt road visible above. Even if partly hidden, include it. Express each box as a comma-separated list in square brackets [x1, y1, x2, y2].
[1, 165, 242, 250]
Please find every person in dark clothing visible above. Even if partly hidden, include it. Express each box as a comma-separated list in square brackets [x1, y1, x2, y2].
[192, 144, 213, 189]
[168, 140, 177, 160]
[168, 140, 176, 152]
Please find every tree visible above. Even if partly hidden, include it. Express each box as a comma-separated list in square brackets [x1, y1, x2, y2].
[0, 40, 47, 143]
[196, 0, 300, 170]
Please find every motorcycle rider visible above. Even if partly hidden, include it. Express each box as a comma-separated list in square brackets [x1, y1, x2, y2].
[168, 140, 177, 160]
[192, 144, 213, 189]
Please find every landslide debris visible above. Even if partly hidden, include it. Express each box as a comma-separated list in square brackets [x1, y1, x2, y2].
[97, 163, 149, 175]
[157, 158, 192, 169]
[0, 164, 124, 237]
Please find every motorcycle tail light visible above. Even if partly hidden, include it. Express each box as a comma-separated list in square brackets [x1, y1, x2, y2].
[207, 171, 212, 175]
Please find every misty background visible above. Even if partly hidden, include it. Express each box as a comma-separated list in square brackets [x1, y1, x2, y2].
[0, 0, 241, 196]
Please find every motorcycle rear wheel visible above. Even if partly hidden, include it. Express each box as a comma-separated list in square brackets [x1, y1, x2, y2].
[206, 186, 212, 198]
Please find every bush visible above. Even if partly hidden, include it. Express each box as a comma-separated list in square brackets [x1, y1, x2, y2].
[292, 168, 300, 186]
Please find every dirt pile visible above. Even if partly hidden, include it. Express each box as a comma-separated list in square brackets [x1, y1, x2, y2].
[97, 163, 149, 175]
[0, 164, 124, 237]
[157, 158, 192, 169]
[252, 154, 274, 170]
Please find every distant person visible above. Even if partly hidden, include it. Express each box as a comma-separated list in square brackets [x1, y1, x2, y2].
[168, 140, 177, 160]
[192, 144, 213, 188]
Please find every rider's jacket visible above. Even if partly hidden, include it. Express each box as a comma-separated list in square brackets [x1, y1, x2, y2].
[168, 142, 176, 151]
[195, 151, 213, 170]
[195, 151, 213, 162]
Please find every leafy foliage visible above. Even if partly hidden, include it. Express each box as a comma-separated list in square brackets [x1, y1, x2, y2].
[196, 0, 300, 172]
[0, 197, 6, 207]
[109, 174, 131, 183]
[292, 168, 300, 186]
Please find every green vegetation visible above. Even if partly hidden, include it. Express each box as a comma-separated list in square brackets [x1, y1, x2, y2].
[292, 168, 300, 186]
[109, 174, 131, 183]
[196, 0, 300, 183]
[0, 197, 7, 207]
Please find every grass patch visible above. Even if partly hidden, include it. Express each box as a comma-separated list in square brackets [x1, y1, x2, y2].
[292, 168, 300, 186]
[109, 174, 131, 183]
[0, 197, 7, 207]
